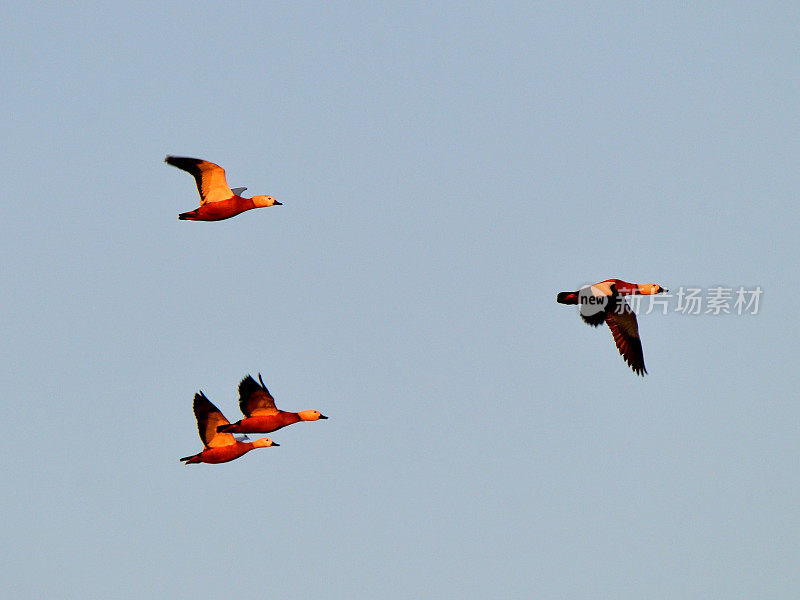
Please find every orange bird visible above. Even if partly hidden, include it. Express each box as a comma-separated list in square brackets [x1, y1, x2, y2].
[180, 391, 279, 465]
[165, 156, 281, 221]
[557, 279, 667, 376]
[217, 374, 327, 435]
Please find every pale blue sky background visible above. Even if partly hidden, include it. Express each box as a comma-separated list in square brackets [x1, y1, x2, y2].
[2, 3, 798, 598]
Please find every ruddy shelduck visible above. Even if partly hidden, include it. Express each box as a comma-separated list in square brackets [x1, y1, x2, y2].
[165, 156, 281, 221]
[180, 391, 279, 465]
[217, 374, 328, 434]
[557, 279, 668, 376]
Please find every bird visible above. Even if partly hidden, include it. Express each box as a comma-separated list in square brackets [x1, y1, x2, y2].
[556, 279, 668, 375]
[217, 374, 328, 434]
[165, 156, 281, 221]
[180, 391, 279, 464]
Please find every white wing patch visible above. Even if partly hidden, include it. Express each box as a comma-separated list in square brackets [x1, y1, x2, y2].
[590, 281, 614, 297]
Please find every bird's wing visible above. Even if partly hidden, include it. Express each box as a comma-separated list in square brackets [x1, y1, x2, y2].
[604, 298, 647, 375]
[238, 374, 279, 417]
[193, 392, 236, 448]
[165, 156, 234, 205]
[231, 187, 247, 196]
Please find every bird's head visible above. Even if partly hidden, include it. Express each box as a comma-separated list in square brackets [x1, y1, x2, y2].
[636, 283, 668, 295]
[252, 437, 279, 448]
[252, 195, 282, 207]
[298, 410, 328, 421]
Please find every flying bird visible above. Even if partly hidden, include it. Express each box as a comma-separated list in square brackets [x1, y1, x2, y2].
[217, 374, 328, 434]
[165, 156, 281, 221]
[557, 279, 667, 375]
[180, 391, 279, 464]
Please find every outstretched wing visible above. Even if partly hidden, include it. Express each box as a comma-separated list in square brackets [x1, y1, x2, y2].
[193, 392, 236, 448]
[165, 156, 234, 205]
[604, 298, 647, 375]
[238, 374, 279, 417]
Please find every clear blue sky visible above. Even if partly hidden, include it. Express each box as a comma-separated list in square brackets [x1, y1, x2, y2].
[2, 3, 798, 598]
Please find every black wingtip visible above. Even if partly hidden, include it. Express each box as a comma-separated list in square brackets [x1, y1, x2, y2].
[625, 355, 647, 376]
[239, 374, 259, 394]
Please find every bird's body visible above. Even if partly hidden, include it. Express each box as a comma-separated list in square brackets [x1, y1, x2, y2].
[180, 391, 278, 465]
[217, 374, 327, 435]
[557, 278, 667, 376]
[220, 412, 302, 435]
[178, 195, 260, 221]
[181, 440, 274, 464]
[165, 156, 281, 221]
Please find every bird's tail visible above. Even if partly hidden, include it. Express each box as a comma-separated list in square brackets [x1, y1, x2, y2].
[557, 291, 579, 304]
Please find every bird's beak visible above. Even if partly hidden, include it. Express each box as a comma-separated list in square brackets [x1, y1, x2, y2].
[274, 200, 283, 205]
[319, 414, 328, 420]
[662, 288, 669, 293]
[272, 442, 280, 447]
